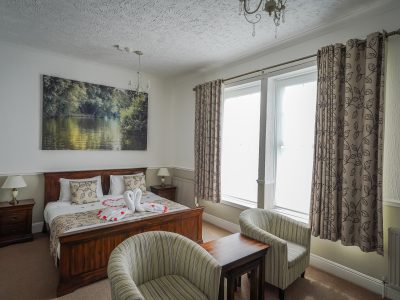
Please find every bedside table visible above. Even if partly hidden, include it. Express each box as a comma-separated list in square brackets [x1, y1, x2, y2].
[150, 185, 177, 201]
[0, 199, 35, 247]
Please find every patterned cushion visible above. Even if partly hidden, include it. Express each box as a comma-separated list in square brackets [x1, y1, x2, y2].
[123, 174, 146, 193]
[287, 241, 307, 267]
[138, 275, 208, 300]
[70, 180, 99, 204]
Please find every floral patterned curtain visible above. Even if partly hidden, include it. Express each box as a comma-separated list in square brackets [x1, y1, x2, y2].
[194, 79, 223, 203]
[310, 32, 385, 255]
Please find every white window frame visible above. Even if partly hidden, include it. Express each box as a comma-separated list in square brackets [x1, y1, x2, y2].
[220, 58, 317, 220]
[221, 79, 262, 210]
[264, 63, 317, 223]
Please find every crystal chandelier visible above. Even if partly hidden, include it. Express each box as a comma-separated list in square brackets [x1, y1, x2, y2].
[239, 0, 287, 37]
[113, 45, 148, 97]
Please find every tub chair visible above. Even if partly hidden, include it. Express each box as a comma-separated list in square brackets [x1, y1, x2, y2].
[239, 208, 311, 300]
[107, 231, 221, 300]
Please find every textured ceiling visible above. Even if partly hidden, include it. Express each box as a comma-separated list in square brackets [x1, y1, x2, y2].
[0, 0, 394, 76]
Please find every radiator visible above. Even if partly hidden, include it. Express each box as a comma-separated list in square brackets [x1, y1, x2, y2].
[389, 227, 400, 289]
[172, 176, 195, 208]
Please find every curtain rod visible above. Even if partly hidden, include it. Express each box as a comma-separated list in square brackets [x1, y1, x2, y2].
[193, 28, 400, 90]
[223, 53, 316, 82]
[223, 28, 400, 83]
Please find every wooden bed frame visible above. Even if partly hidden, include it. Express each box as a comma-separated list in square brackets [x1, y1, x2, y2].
[43, 168, 203, 296]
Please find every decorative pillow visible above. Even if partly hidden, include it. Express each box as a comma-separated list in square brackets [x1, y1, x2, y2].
[123, 174, 146, 193]
[59, 176, 103, 202]
[70, 180, 99, 204]
[109, 173, 144, 195]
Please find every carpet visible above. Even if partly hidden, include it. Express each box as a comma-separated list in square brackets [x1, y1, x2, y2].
[0, 222, 382, 300]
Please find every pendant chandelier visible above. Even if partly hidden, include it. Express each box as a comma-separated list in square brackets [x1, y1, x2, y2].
[113, 45, 148, 97]
[239, 0, 287, 37]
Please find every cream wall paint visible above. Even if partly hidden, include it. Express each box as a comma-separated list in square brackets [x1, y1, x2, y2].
[170, 7, 400, 281]
[0, 41, 175, 175]
[0, 41, 176, 222]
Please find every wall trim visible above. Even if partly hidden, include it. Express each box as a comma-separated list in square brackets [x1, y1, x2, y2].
[310, 254, 383, 295]
[0, 166, 182, 177]
[310, 254, 400, 299]
[172, 176, 194, 184]
[203, 212, 400, 299]
[384, 199, 400, 208]
[173, 166, 195, 172]
[203, 213, 240, 233]
[32, 222, 43, 234]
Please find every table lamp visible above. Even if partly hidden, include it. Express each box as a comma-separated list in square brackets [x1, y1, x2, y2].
[1, 175, 27, 205]
[157, 168, 170, 187]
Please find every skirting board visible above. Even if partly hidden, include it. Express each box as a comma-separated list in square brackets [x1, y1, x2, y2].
[202, 213, 400, 300]
[32, 222, 43, 234]
[203, 213, 240, 233]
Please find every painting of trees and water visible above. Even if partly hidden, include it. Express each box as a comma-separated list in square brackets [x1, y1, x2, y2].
[42, 75, 148, 150]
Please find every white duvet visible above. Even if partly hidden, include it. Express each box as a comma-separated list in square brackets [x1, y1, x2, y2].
[44, 192, 174, 231]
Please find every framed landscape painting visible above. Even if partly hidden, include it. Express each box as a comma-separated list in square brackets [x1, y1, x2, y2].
[42, 75, 148, 150]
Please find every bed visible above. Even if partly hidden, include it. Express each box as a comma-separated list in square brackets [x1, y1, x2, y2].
[43, 168, 203, 296]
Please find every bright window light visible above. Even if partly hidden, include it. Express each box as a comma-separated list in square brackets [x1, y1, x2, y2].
[221, 81, 261, 208]
[272, 71, 317, 216]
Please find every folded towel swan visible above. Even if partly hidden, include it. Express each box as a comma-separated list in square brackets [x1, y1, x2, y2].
[123, 189, 145, 212]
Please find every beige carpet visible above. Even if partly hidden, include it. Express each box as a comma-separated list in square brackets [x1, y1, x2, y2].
[0, 222, 382, 300]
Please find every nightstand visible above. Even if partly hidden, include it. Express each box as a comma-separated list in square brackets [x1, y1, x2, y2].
[150, 185, 177, 202]
[0, 199, 35, 247]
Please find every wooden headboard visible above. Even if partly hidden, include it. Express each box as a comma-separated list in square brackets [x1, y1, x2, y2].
[43, 168, 147, 207]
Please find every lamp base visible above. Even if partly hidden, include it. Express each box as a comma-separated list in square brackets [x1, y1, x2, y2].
[9, 198, 19, 205]
[161, 177, 166, 187]
[9, 188, 19, 205]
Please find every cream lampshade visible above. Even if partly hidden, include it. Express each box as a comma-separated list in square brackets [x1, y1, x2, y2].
[157, 168, 170, 187]
[1, 175, 27, 205]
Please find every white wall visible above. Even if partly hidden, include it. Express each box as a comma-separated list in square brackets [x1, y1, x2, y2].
[170, 5, 400, 281]
[0, 41, 175, 174]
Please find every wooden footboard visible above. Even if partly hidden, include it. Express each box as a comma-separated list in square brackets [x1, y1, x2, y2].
[57, 207, 203, 296]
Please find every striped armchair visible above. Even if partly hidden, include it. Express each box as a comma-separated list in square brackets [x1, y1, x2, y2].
[107, 231, 221, 300]
[239, 209, 311, 300]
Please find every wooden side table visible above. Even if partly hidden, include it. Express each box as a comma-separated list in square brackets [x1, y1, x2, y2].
[150, 185, 177, 201]
[0, 199, 35, 247]
[202, 233, 270, 300]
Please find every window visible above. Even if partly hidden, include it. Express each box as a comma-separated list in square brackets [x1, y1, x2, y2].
[266, 67, 317, 220]
[221, 81, 261, 208]
[221, 62, 317, 220]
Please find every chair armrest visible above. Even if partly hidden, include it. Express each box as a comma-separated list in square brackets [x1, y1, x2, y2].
[108, 253, 145, 300]
[174, 237, 221, 300]
[277, 215, 311, 248]
[240, 217, 289, 270]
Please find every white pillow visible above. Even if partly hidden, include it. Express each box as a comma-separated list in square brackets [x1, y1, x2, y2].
[110, 173, 144, 195]
[59, 176, 103, 202]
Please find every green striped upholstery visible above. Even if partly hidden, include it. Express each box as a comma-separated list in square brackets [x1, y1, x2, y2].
[239, 209, 311, 290]
[107, 231, 221, 300]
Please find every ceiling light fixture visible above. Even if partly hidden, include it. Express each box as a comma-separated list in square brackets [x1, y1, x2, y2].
[113, 45, 149, 96]
[239, 0, 287, 37]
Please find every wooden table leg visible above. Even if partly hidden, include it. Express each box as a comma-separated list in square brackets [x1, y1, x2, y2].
[258, 256, 265, 300]
[227, 274, 235, 300]
[219, 274, 224, 300]
[250, 266, 257, 300]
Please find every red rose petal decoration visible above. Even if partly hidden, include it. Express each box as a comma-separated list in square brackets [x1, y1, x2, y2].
[114, 218, 117, 221]
[121, 211, 125, 215]
[103, 216, 107, 220]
